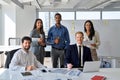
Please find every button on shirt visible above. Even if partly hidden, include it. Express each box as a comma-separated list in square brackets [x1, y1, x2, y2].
[47, 24, 70, 49]
[77, 44, 83, 67]
[9, 49, 44, 71]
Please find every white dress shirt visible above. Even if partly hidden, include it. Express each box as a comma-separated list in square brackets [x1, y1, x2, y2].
[9, 49, 45, 71]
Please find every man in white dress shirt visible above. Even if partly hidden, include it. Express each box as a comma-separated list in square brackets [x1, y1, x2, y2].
[9, 36, 45, 71]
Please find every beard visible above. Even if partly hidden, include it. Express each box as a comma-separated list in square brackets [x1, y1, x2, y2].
[23, 46, 30, 51]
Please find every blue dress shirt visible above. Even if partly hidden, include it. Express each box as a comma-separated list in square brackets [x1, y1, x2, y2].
[47, 24, 70, 49]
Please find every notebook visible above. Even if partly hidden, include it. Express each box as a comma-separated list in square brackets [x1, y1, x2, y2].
[82, 61, 101, 73]
[91, 75, 106, 80]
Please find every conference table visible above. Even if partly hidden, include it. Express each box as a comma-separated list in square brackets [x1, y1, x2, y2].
[0, 68, 120, 80]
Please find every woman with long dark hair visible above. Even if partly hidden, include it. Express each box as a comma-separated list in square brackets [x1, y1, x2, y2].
[83, 20, 100, 61]
[30, 18, 46, 64]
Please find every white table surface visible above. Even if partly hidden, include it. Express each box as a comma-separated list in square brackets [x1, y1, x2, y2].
[0, 68, 120, 80]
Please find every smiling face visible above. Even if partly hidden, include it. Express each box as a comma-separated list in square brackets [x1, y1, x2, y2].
[55, 15, 61, 24]
[36, 20, 43, 30]
[85, 21, 91, 31]
[55, 13, 61, 24]
[22, 40, 31, 51]
[75, 32, 84, 45]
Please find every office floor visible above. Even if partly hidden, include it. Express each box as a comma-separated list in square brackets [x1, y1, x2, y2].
[44, 57, 52, 68]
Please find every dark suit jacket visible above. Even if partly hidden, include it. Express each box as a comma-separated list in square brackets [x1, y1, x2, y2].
[65, 44, 92, 68]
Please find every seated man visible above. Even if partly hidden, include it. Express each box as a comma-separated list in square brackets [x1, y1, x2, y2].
[9, 36, 45, 71]
[65, 31, 92, 69]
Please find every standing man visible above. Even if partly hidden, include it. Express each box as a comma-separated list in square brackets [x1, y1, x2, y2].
[47, 13, 70, 68]
[65, 31, 92, 69]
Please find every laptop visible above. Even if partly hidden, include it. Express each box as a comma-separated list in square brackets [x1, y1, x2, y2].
[79, 61, 101, 73]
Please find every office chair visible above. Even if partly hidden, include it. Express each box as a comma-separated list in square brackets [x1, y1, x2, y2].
[5, 48, 20, 68]
[0, 51, 3, 54]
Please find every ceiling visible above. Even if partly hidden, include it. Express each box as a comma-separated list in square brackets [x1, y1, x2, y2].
[1, 0, 120, 11]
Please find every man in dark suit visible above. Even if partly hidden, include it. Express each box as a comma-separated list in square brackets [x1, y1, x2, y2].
[65, 31, 92, 69]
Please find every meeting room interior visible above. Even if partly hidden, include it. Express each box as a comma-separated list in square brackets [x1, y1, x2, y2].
[0, 0, 120, 80]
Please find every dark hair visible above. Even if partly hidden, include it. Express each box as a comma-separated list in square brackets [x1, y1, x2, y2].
[54, 13, 61, 19]
[22, 36, 32, 43]
[84, 20, 95, 40]
[33, 18, 44, 34]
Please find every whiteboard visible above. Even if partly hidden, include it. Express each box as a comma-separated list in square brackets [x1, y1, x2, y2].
[62, 20, 120, 57]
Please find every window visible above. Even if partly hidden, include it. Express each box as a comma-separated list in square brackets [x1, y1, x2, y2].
[39, 12, 49, 36]
[50, 12, 75, 26]
[102, 11, 120, 19]
[39, 12, 74, 36]
[58, 12, 74, 20]
[38, 11, 120, 39]
[50, 12, 56, 27]
[0, 8, 2, 45]
[76, 11, 100, 20]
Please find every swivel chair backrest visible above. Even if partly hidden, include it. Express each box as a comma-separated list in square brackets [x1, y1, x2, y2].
[5, 48, 20, 68]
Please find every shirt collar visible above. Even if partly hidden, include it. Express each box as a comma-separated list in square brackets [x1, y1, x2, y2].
[76, 43, 83, 47]
[21, 48, 29, 54]
[55, 24, 62, 28]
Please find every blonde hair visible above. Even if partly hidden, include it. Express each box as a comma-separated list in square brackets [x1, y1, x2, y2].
[75, 31, 84, 36]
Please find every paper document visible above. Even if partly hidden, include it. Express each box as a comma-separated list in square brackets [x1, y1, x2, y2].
[66, 69, 82, 76]
[22, 76, 43, 80]
[51, 69, 69, 74]
[32, 38, 39, 41]
[51, 69, 82, 76]
[83, 41, 94, 45]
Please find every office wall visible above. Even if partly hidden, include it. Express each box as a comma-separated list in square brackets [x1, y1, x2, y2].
[0, 7, 2, 45]
[1, 4, 16, 45]
[62, 20, 120, 57]
[0, 4, 36, 45]
[16, 5, 36, 39]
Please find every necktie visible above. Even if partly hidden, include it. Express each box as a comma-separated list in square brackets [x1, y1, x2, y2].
[79, 46, 81, 67]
